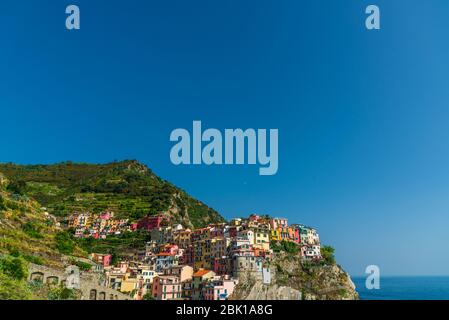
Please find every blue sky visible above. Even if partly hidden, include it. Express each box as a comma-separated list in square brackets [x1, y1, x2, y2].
[1, 0, 449, 276]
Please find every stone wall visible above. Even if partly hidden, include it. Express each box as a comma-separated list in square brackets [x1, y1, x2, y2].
[28, 263, 130, 300]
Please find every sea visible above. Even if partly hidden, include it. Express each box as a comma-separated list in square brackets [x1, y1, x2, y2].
[352, 276, 449, 300]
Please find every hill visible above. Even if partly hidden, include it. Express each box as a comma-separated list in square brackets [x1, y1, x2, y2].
[0, 160, 224, 228]
[0, 172, 85, 268]
[0, 173, 88, 299]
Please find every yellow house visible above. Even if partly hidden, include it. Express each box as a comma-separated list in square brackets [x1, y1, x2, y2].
[120, 275, 140, 294]
[173, 229, 192, 249]
[194, 240, 212, 270]
[210, 237, 228, 260]
[270, 228, 281, 242]
[253, 228, 270, 251]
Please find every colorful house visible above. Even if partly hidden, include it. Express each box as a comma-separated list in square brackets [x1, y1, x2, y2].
[203, 276, 238, 300]
[173, 229, 192, 249]
[270, 217, 288, 230]
[90, 253, 112, 267]
[151, 275, 182, 300]
[252, 227, 270, 251]
[164, 265, 194, 283]
[301, 244, 321, 260]
[191, 269, 216, 300]
[155, 253, 176, 273]
[298, 225, 320, 245]
[191, 227, 211, 243]
[214, 256, 231, 275]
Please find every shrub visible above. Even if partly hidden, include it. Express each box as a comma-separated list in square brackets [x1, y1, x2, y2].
[55, 231, 75, 255]
[0, 194, 6, 211]
[71, 259, 92, 271]
[22, 222, 43, 239]
[0, 256, 28, 281]
[6, 180, 27, 195]
[321, 246, 336, 265]
[7, 245, 20, 257]
[271, 240, 299, 254]
[0, 273, 32, 300]
[281, 240, 299, 254]
[270, 241, 282, 253]
[142, 292, 155, 300]
[48, 287, 76, 300]
[23, 255, 44, 265]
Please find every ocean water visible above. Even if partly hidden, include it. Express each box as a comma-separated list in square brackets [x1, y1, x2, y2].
[352, 276, 449, 300]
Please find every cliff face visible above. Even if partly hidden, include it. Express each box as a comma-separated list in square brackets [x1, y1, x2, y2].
[231, 252, 358, 300]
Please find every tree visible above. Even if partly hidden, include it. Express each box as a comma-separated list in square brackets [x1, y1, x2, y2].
[281, 240, 298, 254]
[0, 256, 28, 281]
[110, 250, 119, 266]
[55, 231, 75, 255]
[321, 246, 336, 265]
[48, 287, 76, 300]
[6, 180, 27, 195]
[142, 292, 155, 300]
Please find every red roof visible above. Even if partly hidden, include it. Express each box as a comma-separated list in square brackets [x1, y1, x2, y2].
[157, 253, 174, 257]
[193, 269, 213, 277]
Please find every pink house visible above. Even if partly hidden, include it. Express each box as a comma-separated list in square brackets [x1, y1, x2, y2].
[203, 277, 238, 300]
[152, 276, 182, 300]
[90, 253, 112, 267]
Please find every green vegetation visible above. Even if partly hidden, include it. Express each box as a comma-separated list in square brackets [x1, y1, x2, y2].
[55, 231, 76, 255]
[0, 256, 32, 299]
[47, 287, 77, 300]
[0, 272, 32, 300]
[6, 180, 27, 196]
[270, 240, 299, 254]
[0, 194, 6, 211]
[0, 188, 86, 269]
[0, 255, 28, 281]
[7, 246, 45, 265]
[0, 160, 224, 228]
[77, 231, 151, 255]
[22, 222, 43, 239]
[320, 246, 336, 265]
[22, 254, 45, 265]
[142, 292, 155, 300]
[70, 259, 93, 271]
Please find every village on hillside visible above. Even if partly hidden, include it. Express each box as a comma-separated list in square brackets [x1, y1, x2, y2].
[61, 212, 322, 300]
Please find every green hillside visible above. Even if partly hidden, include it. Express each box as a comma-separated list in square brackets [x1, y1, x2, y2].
[0, 160, 224, 228]
[0, 172, 90, 299]
[0, 173, 85, 267]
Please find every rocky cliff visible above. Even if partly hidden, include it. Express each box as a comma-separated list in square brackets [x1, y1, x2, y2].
[231, 252, 358, 300]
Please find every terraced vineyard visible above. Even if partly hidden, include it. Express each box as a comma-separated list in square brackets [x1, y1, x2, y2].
[0, 160, 224, 228]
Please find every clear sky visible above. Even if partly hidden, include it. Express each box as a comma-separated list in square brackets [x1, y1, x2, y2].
[1, 0, 449, 276]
